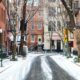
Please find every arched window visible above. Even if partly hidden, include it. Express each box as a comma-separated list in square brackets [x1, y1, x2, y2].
[48, 21, 56, 31]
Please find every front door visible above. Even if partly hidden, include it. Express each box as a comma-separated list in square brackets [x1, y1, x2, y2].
[57, 40, 61, 52]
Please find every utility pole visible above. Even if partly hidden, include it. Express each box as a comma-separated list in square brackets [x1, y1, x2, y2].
[19, 0, 27, 56]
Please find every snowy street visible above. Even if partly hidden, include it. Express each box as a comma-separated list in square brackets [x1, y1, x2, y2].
[0, 0, 80, 80]
[0, 52, 80, 80]
[24, 54, 76, 80]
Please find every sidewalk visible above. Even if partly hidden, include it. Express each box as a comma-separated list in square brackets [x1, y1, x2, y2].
[0, 53, 40, 80]
[0, 57, 20, 73]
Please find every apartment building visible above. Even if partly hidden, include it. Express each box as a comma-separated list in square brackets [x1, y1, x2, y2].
[43, 0, 63, 51]
[0, 0, 7, 51]
[73, 0, 80, 52]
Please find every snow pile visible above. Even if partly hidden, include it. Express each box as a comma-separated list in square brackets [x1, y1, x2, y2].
[21, 53, 40, 80]
[50, 54, 80, 80]
[0, 59, 14, 73]
[0, 54, 39, 80]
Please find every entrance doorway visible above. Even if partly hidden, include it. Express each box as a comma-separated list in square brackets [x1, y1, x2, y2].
[57, 40, 61, 52]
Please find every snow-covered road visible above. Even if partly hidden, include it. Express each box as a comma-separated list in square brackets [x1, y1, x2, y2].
[0, 53, 80, 80]
[24, 54, 76, 80]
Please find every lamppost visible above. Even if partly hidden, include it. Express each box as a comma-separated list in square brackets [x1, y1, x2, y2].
[0, 29, 3, 67]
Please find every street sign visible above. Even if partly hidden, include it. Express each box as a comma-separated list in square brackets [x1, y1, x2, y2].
[64, 38, 68, 43]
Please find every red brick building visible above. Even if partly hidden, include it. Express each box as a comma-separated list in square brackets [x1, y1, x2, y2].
[0, 1, 6, 48]
[27, 0, 44, 50]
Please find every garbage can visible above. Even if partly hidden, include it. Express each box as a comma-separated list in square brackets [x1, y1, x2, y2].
[73, 50, 78, 55]
[23, 45, 28, 55]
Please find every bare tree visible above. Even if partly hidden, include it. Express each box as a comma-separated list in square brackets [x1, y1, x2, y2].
[19, 0, 41, 55]
[61, 0, 80, 58]
[60, 0, 75, 30]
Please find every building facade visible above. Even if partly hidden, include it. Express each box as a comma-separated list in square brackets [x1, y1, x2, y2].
[73, 0, 80, 52]
[0, 0, 7, 53]
[43, 0, 63, 51]
[27, 0, 44, 50]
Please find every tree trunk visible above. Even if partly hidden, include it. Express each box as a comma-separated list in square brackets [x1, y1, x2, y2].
[75, 29, 80, 58]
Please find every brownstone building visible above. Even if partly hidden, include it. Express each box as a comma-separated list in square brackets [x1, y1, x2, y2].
[0, 1, 6, 49]
[27, 0, 44, 50]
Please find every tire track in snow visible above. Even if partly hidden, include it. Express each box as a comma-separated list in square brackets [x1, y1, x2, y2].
[41, 56, 53, 80]
[47, 56, 76, 80]
[24, 56, 44, 80]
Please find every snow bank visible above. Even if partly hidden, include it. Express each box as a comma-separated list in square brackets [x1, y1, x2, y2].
[0, 54, 39, 80]
[50, 55, 80, 80]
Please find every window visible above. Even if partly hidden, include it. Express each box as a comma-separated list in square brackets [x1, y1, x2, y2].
[34, 0, 39, 6]
[57, 21, 61, 30]
[52, 40, 54, 46]
[48, 0, 56, 2]
[74, 1, 79, 9]
[48, 25, 51, 31]
[31, 35, 35, 42]
[70, 33, 74, 39]
[27, 0, 32, 6]
[27, 0, 39, 6]
[31, 22, 34, 30]
[38, 22, 42, 29]
[48, 21, 56, 31]
[57, 7, 61, 15]
[57, 21, 61, 27]
[48, 7, 56, 16]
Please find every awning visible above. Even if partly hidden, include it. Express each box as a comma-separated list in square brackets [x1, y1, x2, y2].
[52, 33, 61, 40]
[45, 32, 61, 40]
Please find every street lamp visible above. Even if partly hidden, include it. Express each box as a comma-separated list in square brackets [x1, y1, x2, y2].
[0, 29, 3, 67]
